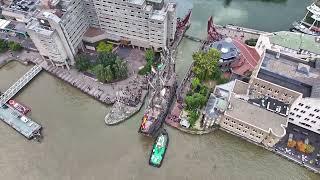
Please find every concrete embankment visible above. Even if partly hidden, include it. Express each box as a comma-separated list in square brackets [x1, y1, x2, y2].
[44, 65, 116, 105]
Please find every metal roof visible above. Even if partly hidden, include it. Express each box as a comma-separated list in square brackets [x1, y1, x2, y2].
[0, 19, 11, 29]
[269, 31, 320, 55]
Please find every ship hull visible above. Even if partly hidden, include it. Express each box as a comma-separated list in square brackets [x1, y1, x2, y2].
[138, 83, 177, 138]
[149, 129, 169, 168]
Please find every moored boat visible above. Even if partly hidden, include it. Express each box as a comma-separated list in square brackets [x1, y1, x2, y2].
[8, 99, 31, 115]
[291, 1, 320, 36]
[149, 129, 169, 168]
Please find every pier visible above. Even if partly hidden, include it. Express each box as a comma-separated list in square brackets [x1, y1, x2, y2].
[0, 104, 41, 139]
[0, 63, 42, 140]
[0, 64, 42, 105]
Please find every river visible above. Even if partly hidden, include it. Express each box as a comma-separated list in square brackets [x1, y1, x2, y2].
[0, 0, 319, 179]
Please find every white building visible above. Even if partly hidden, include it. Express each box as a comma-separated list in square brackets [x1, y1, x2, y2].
[287, 98, 320, 134]
[27, 0, 90, 68]
[92, 0, 176, 50]
[24, 0, 177, 68]
[213, 80, 288, 148]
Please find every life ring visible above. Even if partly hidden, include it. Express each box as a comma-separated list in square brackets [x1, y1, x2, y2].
[9, 100, 15, 105]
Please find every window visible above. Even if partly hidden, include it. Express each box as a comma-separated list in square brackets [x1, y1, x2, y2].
[290, 112, 295, 115]
[294, 108, 299, 111]
[309, 113, 315, 117]
[298, 103, 304, 106]
[304, 118, 309, 121]
[296, 115, 301, 118]
[305, 106, 311, 109]
[289, 118, 294, 121]
[311, 120, 316, 124]
[315, 109, 320, 112]
[300, 110, 306, 113]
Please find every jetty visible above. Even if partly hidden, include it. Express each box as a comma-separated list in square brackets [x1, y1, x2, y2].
[0, 104, 41, 139]
[0, 64, 42, 104]
[0, 64, 42, 140]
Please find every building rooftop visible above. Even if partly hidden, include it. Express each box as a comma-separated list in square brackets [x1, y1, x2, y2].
[204, 94, 228, 119]
[214, 80, 235, 99]
[258, 49, 320, 97]
[232, 80, 249, 95]
[226, 94, 287, 137]
[207, 38, 239, 61]
[147, 0, 163, 3]
[248, 96, 289, 117]
[128, 0, 145, 6]
[8, 0, 39, 12]
[83, 27, 104, 38]
[150, 10, 166, 21]
[269, 31, 320, 55]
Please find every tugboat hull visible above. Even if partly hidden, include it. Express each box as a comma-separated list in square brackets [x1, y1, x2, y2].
[149, 129, 169, 168]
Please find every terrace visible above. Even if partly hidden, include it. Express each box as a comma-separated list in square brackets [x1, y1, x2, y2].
[275, 123, 320, 170]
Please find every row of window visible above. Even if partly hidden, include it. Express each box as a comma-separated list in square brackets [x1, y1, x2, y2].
[224, 118, 264, 135]
[297, 103, 320, 112]
[96, 7, 164, 25]
[253, 83, 293, 98]
[223, 121, 263, 139]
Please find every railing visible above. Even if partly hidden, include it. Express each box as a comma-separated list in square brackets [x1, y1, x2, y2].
[0, 65, 42, 104]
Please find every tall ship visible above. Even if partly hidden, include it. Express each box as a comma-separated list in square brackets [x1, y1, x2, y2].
[138, 9, 192, 137]
[138, 50, 177, 137]
[292, 0, 320, 36]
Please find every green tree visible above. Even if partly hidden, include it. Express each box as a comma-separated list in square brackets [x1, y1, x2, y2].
[191, 77, 201, 91]
[185, 95, 198, 110]
[192, 48, 221, 81]
[0, 39, 8, 53]
[185, 93, 206, 110]
[93, 64, 105, 82]
[114, 58, 127, 79]
[96, 41, 113, 53]
[138, 60, 152, 75]
[145, 49, 155, 63]
[97, 52, 117, 67]
[8, 41, 22, 51]
[188, 110, 200, 128]
[75, 55, 91, 71]
[104, 65, 114, 82]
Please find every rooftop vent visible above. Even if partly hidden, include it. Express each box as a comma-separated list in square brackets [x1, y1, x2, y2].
[297, 63, 310, 76]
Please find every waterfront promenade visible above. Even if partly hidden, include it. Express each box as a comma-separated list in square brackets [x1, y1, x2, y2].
[27, 48, 147, 106]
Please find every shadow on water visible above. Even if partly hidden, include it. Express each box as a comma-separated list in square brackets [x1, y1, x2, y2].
[224, 0, 288, 7]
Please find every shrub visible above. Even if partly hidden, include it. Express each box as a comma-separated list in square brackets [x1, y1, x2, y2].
[0, 39, 8, 53]
[287, 140, 296, 148]
[187, 110, 200, 128]
[296, 141, 306, 153]
[8, 41, 22, 51]
[245, 38, 258, 46]
[305, 144, 315, 154]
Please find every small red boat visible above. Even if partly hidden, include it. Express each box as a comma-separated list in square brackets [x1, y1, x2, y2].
[8, 99, 31, 115]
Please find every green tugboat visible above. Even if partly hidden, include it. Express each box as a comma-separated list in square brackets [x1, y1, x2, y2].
[149, 129, 169, 168]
